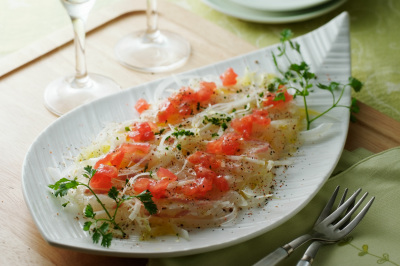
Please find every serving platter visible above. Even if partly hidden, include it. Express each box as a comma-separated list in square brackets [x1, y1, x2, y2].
[22, 12, 351, 258]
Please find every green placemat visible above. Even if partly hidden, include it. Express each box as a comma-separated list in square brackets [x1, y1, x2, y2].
[149, 147, 400, 266]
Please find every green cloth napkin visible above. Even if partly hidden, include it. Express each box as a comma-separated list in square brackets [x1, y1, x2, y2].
[149, 147, 400, 266]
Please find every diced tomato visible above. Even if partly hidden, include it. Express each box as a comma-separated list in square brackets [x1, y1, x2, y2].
[118, 143, 151, 168]
[213, 175, 229, 192]
[157, 84, 216, 124]
[94, 143, 150, 171]
[149, 179, 170, 199]
[177, 87, 196, 102]
[196, 81, 216, 102]
[133, 168, 177, 198]
[263, 86, 293, 107]
[157, 100, 178, 123]
[133, 178, 152, 193]
[220, 68, 238, 86]
[127, 122, 156, 142]
[181, 166, 228, 197]
[177, 102, 193, 117]
[94, 149, 125, 169]
[180, 182, 198, 196]
[157, 167, 178, 181]
[206, 133, 242, 155]
[135, 98, 150, 114]
[231, 109, 271, 139]
[194, 165, 217, 180]
[194, 177, 213, 195]
[90, 164, 118, 192]
[187, 151, 221, 169]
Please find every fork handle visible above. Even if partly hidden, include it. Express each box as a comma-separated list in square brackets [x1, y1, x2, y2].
[296, 241, 323, 266]
[253, 247, 288, 266]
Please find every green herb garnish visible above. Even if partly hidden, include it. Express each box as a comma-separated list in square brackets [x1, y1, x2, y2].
[272, 29, 363, 130]
[48, 165, 157, 248]
[203, 114, 232, 131]
[172, 128, 195, 138]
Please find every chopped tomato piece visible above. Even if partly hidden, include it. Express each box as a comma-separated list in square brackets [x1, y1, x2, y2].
[157, 84, 216, 124]
[90, 164, 118, 192]
[187, 151, 221, 169]
[127, 122, 155, 142]
[181, 182, 198, 196]
[194, 165, 217, 180]
[157, 167, 178, 181]
[135, 98, 150, 114]
[231, 109, 271, 139]
[181, 166, 228, 197]
[196, 81, 216, 102]
[94, 149, 125, 169]
[220, 68, 238, 86]
[213, 175, 229, 192]
[133, 178, 152, 193]
[133, 168, 177, 198]
[177, 87, 196, 102]
[194, 177, 213, 195]
[118, 143, 151, 168]
[206, 133, 242, 155]
[94, 143, 150, 170]
[149, 179, 170, 199]
[157, 100, 178, 123]
[263, 86, 293, 107]
[177, 102, 193, 117]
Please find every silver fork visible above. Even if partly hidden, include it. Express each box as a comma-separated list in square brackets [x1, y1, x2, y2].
[253, 186, 375, 266]
[296, 187, 355, 266]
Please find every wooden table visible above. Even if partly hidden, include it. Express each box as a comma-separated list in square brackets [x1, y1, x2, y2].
[1, 1, 399, 265]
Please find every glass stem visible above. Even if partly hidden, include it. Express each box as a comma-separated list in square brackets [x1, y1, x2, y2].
[145, 0, 161, 40]
[71, 17, 90, 87]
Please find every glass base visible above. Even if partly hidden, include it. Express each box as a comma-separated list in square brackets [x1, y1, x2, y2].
[44, 73, 120, 116]
[114, 30, 191, 73]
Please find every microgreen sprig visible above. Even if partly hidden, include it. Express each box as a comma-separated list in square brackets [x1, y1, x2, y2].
[48, 165, 157, 247]
[271, 29, 363, 130]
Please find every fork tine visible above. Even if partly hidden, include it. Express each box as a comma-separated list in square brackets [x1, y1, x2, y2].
[322, 188, 362, 225]
[339, 196, 375, 236]
[333, 192, 368, 230]
[315, 186, 340, 225]
[337, 188, 348, 207]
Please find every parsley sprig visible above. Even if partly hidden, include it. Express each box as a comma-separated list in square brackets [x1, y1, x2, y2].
[272, 29, 363, 130]
[48, 165, 157, 247]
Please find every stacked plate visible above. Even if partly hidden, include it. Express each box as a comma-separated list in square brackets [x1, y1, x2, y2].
[202, 0, 347, 23]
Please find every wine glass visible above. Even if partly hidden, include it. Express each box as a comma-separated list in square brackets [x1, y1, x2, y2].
[44, 0, 120, 116]
[114, 0, 191, 73]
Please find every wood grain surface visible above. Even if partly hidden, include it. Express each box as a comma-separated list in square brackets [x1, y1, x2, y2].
[0, 1, 398, 265]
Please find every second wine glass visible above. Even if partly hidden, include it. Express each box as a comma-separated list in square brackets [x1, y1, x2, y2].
[114, 0, 191, 73]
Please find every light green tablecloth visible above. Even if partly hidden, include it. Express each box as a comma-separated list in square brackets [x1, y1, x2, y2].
[149, 147, 400, 266]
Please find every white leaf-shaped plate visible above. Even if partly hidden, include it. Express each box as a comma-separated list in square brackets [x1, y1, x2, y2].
[22, 12, 351, 258]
